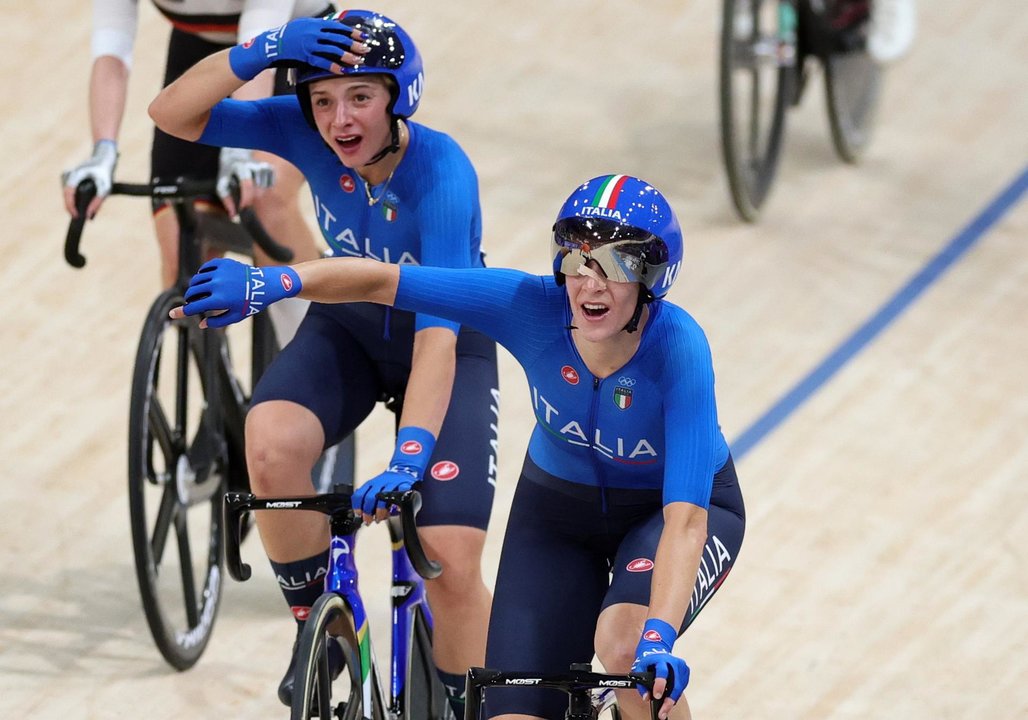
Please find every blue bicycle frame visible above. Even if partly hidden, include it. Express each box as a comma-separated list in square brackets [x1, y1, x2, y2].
[225, 486, 444, 719]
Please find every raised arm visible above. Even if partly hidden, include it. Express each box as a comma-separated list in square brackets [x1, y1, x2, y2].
[149, 17, 367, 141]
[148, 50, 247, 142]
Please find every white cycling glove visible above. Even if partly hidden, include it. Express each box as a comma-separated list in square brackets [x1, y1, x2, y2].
[217, 146, 275, 207]
[62, 139, 118, 198]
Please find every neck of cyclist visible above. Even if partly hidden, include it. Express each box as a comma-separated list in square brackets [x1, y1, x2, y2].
[358, 119, 408, 187]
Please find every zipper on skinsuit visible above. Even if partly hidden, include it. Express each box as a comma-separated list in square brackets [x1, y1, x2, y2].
[587, 374, 610, 515]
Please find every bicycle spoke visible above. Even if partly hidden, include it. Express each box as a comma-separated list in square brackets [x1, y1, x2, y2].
[151, 481, 179, 567]
[175, 509, 200, 626]
[147, 394, 177, 467]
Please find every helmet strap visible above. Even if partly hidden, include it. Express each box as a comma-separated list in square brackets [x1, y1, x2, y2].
[622, 288, 652, 334]
[364, 116, 402, 167]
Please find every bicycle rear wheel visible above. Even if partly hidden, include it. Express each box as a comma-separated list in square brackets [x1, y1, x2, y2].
[719, 0, 798, 221]
[823, 0, 882, 162]
[291, 593, 386, 720]
[127, 289, 226, 669]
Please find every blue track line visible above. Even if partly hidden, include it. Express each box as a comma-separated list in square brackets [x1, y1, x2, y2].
[731, 164, 1028, 460]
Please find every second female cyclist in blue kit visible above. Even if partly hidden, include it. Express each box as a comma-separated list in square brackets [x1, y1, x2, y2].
[149, 10, 498, 715]
[173, 174, 746, 720]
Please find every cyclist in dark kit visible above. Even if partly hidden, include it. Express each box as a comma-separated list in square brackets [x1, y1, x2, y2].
[172, 174, 745, 720]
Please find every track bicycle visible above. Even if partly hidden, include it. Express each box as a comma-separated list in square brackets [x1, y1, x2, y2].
[225, 485, 450, 720]
[64, 178, 353, 669]
[719, 0, 883, 220]
[464, 664, 660, 720]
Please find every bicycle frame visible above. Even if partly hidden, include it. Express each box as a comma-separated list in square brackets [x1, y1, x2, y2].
[323, 508, 438, 715]
[225, 487, 443, 718]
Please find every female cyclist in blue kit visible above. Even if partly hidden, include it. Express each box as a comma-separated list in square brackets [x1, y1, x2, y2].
[149, 11, 498, 715]
[172, 173, 746, 720]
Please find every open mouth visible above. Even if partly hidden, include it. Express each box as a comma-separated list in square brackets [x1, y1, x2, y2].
[582, 302, 610, 320]
[335, 134, 362, 152]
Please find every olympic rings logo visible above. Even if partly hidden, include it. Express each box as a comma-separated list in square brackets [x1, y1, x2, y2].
[617, 376, 636, 387]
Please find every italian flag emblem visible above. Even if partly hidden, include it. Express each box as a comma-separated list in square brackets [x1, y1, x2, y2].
[382, 202, 398, 222]
[591, 174, 629, 209]
[613, 386, 633, 410]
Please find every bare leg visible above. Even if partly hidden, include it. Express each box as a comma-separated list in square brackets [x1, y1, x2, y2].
[595, 603, 692, 720]
[153, 206, 179, 290]
[246, 400, 328, 560]
[419, 525, 491, 673]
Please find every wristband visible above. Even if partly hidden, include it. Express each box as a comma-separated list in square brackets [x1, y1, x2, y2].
[388, 426, 436, 476]
[640, 618, 677, 651]
[228, 28, 284, 81]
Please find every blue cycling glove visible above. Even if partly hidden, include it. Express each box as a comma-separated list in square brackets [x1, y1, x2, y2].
[631, 618, 690, 703]
[182, 257, 301, 328]
[354, 426, 436, 516]
[229, 17, 363, 81]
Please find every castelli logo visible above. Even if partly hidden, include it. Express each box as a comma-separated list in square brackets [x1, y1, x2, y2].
[643, 629, 663, 642]
[340, 175, 355, 193]
[242, 37, 255, 49]
[291, 606, 311, 621]
[627, 558, 654, 572]
[280, 274, 293, 292]
[400, 440, 422, 455]
[431, 461, 460, 481]
[561, 365, 580, 385]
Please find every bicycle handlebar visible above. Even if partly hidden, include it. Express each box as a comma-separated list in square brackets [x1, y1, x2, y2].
[64, 180, 96, 268]
[465, 666, 661, 720]
[62, 177, 294, 269]
[223, 486, 442, 584]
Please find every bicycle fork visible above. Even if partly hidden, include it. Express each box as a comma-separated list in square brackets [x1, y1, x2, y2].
[387, 514, 436, 716]
[326, 518, 379, 717]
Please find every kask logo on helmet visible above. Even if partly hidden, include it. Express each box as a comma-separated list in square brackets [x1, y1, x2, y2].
[406, 71, 424, 110]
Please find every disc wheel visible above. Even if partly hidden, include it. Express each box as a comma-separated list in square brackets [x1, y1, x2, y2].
[719, 0, 798, 221]
[127, 289, 227, 669]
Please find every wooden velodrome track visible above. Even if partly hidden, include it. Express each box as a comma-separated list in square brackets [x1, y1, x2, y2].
[2, 1, 1025, 718]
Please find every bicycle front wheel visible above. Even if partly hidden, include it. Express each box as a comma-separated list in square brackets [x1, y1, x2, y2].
[127, 289, 226, 669]
[404, 606, 451, 720]
[823, 1, 882, 162]
[719, 0, 798, 221]
[292, 593, 386, 720]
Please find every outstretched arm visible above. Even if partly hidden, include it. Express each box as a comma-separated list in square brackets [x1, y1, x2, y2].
[168, 257, 399, 326]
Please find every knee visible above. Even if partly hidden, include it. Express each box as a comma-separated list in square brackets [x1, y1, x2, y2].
[421, 528, 486, 601]
[594, 631, 637, 675]
[594, 611, 644, 674]
[245, 403, 323, 493]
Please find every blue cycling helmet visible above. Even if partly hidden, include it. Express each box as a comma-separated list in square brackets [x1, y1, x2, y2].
[294, 10, 424, 151]
[552, 174, 684, 300]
